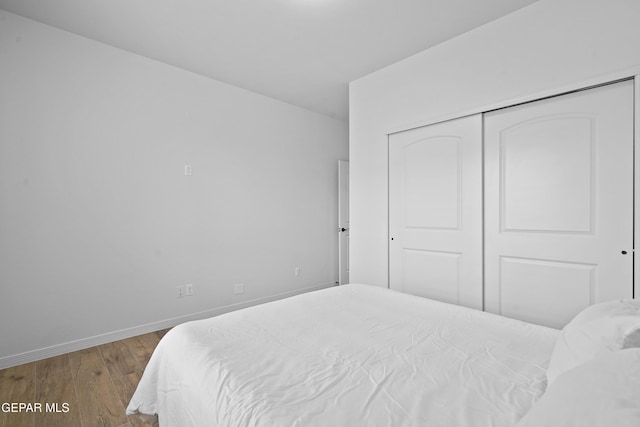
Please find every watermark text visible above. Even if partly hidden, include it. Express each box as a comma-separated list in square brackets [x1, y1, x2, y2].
[2, 402, 70, 413]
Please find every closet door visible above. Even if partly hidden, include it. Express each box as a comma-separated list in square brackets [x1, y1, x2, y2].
[389, 115, 482, 309]
[484, 80, 634, 329]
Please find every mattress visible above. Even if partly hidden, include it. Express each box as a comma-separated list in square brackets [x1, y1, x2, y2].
[127, 284, 559, 426]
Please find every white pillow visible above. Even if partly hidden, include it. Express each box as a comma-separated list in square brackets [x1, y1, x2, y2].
[546, 298, 640, 385]
[517, 348, 640, 427]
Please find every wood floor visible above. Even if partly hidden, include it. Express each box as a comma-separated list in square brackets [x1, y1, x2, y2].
[0, 329, 170, 427]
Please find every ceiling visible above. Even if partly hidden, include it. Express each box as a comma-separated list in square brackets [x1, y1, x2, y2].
[0, 0, 539, 120]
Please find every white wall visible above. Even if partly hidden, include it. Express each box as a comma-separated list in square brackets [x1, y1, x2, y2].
[349, 0, 640, 287]
[0, 11, 348, 367]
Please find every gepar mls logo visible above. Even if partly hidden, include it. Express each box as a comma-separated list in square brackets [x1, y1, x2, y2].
[2, 402, 70, 413]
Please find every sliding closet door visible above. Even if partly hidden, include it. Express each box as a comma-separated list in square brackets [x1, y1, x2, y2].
[389, 115, 482, 309]
[484, 80, 634, 328]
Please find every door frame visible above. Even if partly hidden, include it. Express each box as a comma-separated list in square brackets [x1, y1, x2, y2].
[387, 70, 640, 299]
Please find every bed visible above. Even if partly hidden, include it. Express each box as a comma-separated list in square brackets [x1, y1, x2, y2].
[126, 284, 640, 426]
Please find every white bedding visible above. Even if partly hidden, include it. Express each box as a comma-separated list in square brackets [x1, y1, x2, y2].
[127, 284, 559, 426]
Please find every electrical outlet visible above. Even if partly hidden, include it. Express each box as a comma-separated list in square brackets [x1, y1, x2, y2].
[295, 267, 301, 278]
[184, 164, 192, 176]
[234, 283, 244, 295]
[177, 285, 185, 298]
[185, 284, 193, 296]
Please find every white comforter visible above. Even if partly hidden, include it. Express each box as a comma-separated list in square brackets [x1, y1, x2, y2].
[127, 284, 558, 426]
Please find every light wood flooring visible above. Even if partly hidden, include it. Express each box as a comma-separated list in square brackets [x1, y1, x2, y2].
[0, 329, 170, 427]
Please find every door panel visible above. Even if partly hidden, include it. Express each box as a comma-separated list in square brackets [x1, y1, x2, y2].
[501, 116, 593, 233]
[402, 249, 461, 304]
[499, 257, 594, 327]
[389, 114, 482, 310]
[484, 80, 634, 328]
[403, 137, 460, 229]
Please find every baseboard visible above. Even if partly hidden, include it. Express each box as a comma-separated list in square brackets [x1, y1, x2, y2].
[0, 282, 337, 370]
